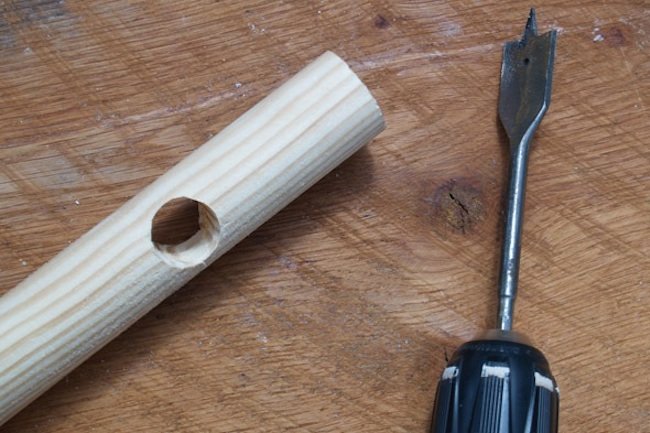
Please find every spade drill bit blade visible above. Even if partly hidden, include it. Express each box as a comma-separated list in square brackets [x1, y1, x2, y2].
[497, 9, 557, 331]
[499, 8, 557, 145]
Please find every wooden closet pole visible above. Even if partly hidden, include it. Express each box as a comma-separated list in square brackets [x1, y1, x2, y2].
[0, 51, 384, 424]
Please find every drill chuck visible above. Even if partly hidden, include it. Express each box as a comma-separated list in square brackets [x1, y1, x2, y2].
[431, 333, 558, 433]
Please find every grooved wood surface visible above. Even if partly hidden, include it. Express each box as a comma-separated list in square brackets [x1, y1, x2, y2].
[0, 1, 648, 432]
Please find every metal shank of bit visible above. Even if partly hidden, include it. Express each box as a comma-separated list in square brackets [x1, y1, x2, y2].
[497, 9, 557, 331]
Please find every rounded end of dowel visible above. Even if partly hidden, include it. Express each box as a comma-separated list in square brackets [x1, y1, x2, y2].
[320, 51, 386, 133]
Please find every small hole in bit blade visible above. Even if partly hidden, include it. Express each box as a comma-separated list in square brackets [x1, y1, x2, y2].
[523, 57, 530, 65]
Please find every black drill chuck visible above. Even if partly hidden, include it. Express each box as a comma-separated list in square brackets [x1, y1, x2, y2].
[431, 333, 558, 433]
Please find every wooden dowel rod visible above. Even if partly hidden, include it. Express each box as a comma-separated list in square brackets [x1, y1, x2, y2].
[0, 51, 384, 425]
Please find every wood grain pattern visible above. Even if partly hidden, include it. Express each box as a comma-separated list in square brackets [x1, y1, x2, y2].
[0, 50, 384, 425]
[0, 1, 648, 432]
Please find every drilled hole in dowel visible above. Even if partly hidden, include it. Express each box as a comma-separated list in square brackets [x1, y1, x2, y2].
[152, 198, 201, 245]
[151, 197, 220, 268]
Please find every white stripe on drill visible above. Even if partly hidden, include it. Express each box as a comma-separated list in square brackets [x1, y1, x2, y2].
[534, 372, 555, 392]
[441, 366, 458, 380]
[481, 365, 510, 379]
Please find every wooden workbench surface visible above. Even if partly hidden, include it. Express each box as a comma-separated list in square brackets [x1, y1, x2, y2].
[1, 1, 647, 432]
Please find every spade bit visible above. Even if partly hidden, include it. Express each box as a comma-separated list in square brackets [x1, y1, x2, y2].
[430, 9, 558, 433]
